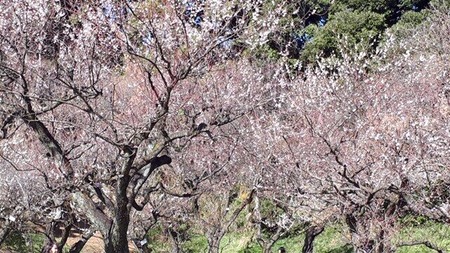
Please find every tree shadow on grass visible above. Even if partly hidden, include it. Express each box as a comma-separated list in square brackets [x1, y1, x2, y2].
[327, 244, 353, 253]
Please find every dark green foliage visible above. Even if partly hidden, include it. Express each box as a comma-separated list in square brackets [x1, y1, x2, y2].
[330, 0, 400, 22]
[247, 0, 332, 60]
[401, 0, 431, 10]
[300, 0, 431, 62]
[390, 9, 429, 38]
[302, 10, 386, 62]
[329, 0, 429, 24]
[248, 0, 432, 65]
[397, 10, 428, 26]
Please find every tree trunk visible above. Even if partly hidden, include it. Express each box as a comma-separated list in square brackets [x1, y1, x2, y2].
[104, 210, 131, 252]
[102, 163, 133, 252]
[371, 229, 393, 253]
[302, 225, 324, 253]
[207, 237, 221, 253]
[358, 243, 392, 253]
[349, 223, 393, 253]
[72, 190, 130, 252]
[168, 228, 182, 253]
[0, 226, 10, 246]
[262, 244, 273, 253]
[356, 240, 377, 253]
[104, 178, 131, 253]
[104, 225, 130, 253]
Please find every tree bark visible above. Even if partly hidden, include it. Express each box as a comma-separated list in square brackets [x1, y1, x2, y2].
[397, 241, 445, 253]
[104, 222, 130, 253]
[208, 242, 220, 253]
[207, 235, 222, 253]
[262, 244, 273, 253]
[0, 226, 10, 246]
[104, 188, 131, 253]
[71, 191, 131, 252]
[168, 228, 182, 253]
[302, 225, 324, 253]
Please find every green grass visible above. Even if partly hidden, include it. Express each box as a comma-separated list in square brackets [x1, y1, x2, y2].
[221, 233, 255, 253]
[182, 233, 208, 253]
[1, 231, 46, 253]
[178, 224, 351, 253]
[2, 218, 449, 252]
[314, 225, 353, 253]
[394, 218, 450, 253]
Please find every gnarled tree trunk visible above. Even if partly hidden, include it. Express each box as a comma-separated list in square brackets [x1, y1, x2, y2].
[302, 225, 324, 253]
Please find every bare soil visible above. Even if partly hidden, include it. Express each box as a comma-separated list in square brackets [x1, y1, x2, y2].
[65, 232, 138, 253]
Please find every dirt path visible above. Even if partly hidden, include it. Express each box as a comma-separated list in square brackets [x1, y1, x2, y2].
[65, 233, 138, 253]
[65, 232, 104, 252]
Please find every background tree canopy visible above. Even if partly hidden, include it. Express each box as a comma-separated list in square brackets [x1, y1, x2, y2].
[249, 0, 437, 64]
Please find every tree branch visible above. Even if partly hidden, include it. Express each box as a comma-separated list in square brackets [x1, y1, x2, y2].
[397, 241, 446, 253]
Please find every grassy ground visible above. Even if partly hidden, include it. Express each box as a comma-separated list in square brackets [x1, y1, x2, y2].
[1, 218, 449, 252]
[180, 220, 450, 253]
[0, 232, 46, 253]
[150, 219, 449, 253]
[394, 218, 450, 253]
